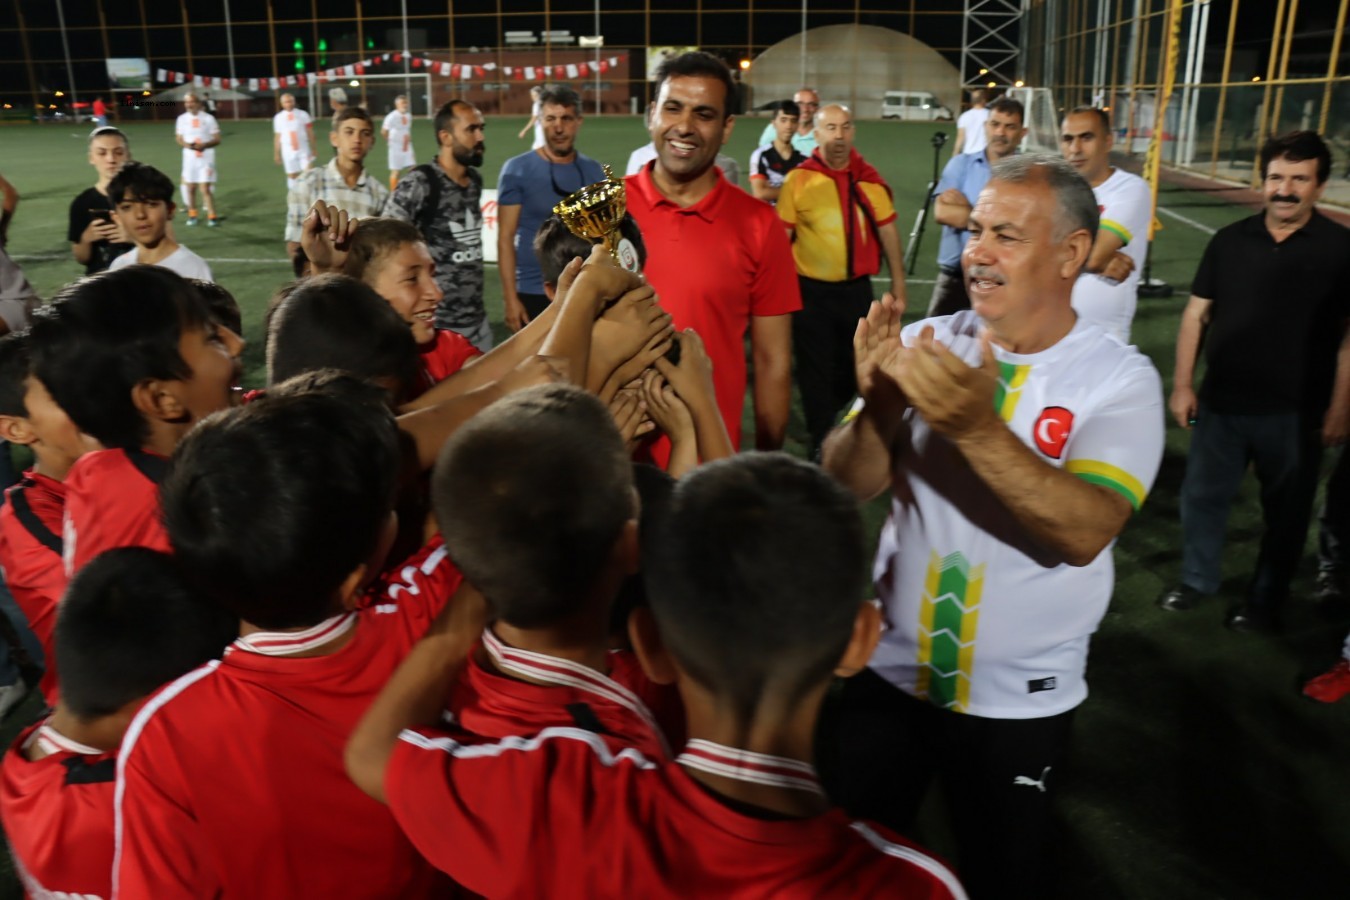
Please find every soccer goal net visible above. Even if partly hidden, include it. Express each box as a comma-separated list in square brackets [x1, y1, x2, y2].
[1005, 86, 1060, 155]
[308, 73, 433, 123]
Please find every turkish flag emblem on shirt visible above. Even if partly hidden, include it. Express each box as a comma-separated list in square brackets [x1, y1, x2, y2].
[1033, 406, 1075, 459]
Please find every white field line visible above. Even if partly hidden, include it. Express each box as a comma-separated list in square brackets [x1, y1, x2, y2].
[1157, 206, 1217, 235]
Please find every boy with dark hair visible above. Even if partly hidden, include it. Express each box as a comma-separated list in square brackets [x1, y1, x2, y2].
[425, 383, 673, 758]
[106, 162, 212, 281]
[28, 265, 243, 576]
[112, 376, 463, 896]
[186, 277, 243, 337]
[0, 547, 234, 900]
[285, 106, 388, 259]
[534, 212, 648, 292]
[348, 452, 966, 899]
[0, 333, 91, 706]
[266, 272, 421, 398]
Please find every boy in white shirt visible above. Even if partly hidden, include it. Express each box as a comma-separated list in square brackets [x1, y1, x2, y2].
[107, 163, 212, 282]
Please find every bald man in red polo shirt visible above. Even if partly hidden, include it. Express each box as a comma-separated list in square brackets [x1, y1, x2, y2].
[626, 52, 800, 453]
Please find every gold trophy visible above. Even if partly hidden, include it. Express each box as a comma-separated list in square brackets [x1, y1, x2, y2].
[553, 164, 629, 266]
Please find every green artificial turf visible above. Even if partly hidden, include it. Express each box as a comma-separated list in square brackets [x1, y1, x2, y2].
[1, 115, 1347, 899]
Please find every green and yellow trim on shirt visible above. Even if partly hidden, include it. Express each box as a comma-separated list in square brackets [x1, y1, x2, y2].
[993, 362, 1031, 423]
[1099, 218, 1132, 245]
[916, 550, 984, 712]
[1065, 459, 1148, 510]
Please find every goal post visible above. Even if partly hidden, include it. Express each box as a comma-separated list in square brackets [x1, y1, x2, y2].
[307, 72, 434, 123]
[1005, 86, 1060, 155]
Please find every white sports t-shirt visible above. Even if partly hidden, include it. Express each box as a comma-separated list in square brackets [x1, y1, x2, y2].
[109, 245, 213, 282]
[957, 107, 990, 155]
[531, 100, 544, 150]
[383, 109, 413, 166]
[176, 111, 220, 170]
[1071, 167, 1153, 344]
[868, 311, 1164, 719]
[273, 108, 313, 157]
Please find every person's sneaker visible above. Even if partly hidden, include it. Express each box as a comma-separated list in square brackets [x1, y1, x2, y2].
[0, 678, 30, 722]
[1158, 584, 1204, 612]
[207, 217, 219, 228]
[1303, 659, 1350, 703]
[186, 216, 198, 226]
[1225, 602, 1280, 634]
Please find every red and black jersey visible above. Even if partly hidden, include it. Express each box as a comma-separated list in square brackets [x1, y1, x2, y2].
[63, 448, 171, 577]
[386, 726, 968, 899]
[420, 328, 482, 386]
[0, 721, 118, 900]
[113, 538, 461, 898]
[0, 470, 67, 705]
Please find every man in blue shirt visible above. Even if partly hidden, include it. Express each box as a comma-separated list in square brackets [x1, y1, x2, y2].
[927, 97, 1025, 316]
[497, 86, 607, 331]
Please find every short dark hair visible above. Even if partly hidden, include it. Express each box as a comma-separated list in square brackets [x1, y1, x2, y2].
[333, 106, 374, 131]
[1064, 105, 1111, 136]
[988, 96, 1025, 125]
[29, 266, 213, 450]
[538, 86, 582, 113]
[291, 245, 310, 279]
[266, 273, 419, 399]
[654, 51, 736, 120]
[1260, 130, 1331, 185]
[433, 384, 635, 629]
[343, 217, 427, 283]
[56, 548, 236, 720]
[643, 453, 866, 718]
[776, 99, 801, 119]
[0, 332, 31, 418]
[162, 374, 401, 629]
[107, 161, 175, 206]
[533, 213, 648, 286]
[609, 463, 676, 641]
[433, 99, 475, 145]
[186, 278, 242, 336]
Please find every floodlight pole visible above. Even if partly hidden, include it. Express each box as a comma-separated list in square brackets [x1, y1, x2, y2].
[401, 0, 411, 103]
[54, 0, 79, 119]
[594, 0, 601, 115]
[799, 0, 807, 85]
[223, 0, 239, 120]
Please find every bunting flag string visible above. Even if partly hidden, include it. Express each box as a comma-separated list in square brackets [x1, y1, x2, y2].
[151, 54, 627, 90]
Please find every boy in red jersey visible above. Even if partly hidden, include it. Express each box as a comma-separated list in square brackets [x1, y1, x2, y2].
[0, 334, 94, 705]
[28, 266, 243, 576]
[349, 451, 968, 899]
[113, 375, 467, 898]
[1, 547, 234, 900]
[429, 383, 675, 757]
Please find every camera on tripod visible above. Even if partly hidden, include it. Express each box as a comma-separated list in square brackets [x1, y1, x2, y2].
[930, 131, 948, 149]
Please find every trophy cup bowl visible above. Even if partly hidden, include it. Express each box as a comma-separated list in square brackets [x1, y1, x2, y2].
[553, 164, 628, 264]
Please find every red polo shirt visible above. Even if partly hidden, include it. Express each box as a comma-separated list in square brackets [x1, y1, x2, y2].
[626, 164, 801, 450]
[63, 448, 172, 578]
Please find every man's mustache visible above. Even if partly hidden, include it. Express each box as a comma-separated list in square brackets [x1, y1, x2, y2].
[1270, 195, 1300, 204]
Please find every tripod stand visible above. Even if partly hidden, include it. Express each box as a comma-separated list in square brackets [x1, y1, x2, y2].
[904, 131, 948, 275]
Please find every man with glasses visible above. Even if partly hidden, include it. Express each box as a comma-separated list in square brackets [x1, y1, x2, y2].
[496, 86, 606, 331]
[385, 99, 491, 351]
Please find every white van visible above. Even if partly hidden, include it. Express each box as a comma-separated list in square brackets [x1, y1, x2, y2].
[881, 91, 952, 121]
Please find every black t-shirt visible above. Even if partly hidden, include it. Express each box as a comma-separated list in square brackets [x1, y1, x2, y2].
[1192, 210, 1350, 417]
[68, 187, 134, 275]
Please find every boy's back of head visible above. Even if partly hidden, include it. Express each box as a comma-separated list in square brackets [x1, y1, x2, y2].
[161, 371, 401, 630]
[433, 383, 635, 629]
[534, 213, 647, 287]
[106, 161, 175, 207]
[57, 547, 236, 722]
[187, 278, 242, 337]
[266, 273, 418, 398]
[644, 453, 866, 717]
[28, 266, 214, 450]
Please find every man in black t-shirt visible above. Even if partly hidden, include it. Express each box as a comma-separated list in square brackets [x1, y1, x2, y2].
[1159, 131, 1350, 632]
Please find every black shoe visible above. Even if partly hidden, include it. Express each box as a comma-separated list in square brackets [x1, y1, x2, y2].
[1225, 603, 1280, 634]
[1315, 571, 1349, 617]
[1158, 585, 1204, 612]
